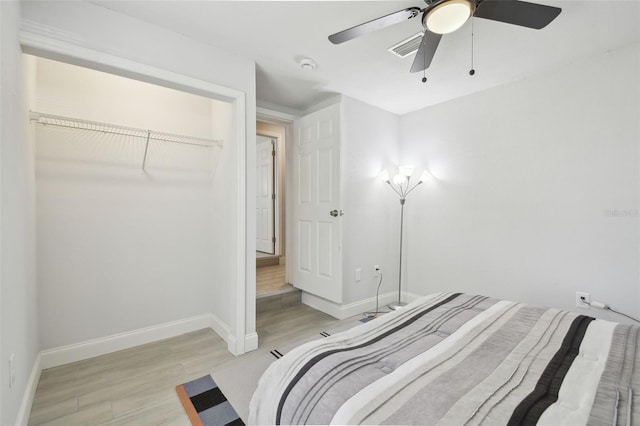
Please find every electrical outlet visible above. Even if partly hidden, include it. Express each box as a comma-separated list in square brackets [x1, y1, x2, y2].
[373, 265, 381, 277]
[576, 292, 590, 309]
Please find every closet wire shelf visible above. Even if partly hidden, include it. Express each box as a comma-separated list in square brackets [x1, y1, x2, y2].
[30, 111, 224, 171]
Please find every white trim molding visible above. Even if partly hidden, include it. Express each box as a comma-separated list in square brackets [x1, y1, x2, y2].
[302, 291, 400, 320]
[37, 312, 238, 370]
[39, 315, 213, 369]
[256, 104, 300, 122]
[15, 354, 41, 426]
[244, 332, 259, 353]
[301, 291, 427, 320]
[209, 312, 234, 351]
[19, 29, 244, 105]
[235, 90, 247, 356]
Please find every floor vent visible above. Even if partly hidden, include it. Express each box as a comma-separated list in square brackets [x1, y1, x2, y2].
[388, 32, 424, 58]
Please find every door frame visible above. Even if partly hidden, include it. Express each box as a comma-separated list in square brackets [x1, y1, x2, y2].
[21, 30, 250, 355]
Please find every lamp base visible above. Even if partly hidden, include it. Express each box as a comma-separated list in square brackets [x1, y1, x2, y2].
[388, 301, 408, 311]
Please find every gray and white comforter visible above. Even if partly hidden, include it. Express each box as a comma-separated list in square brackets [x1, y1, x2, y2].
[249, 293, 639, 425]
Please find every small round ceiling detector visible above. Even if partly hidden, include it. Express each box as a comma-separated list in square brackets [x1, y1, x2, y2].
[299, 58, 317, 71]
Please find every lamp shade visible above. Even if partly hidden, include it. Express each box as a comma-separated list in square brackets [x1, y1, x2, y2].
[419, 170, 433, 183]
[379, 170, 390, 182]
[425, 0, 473, 34]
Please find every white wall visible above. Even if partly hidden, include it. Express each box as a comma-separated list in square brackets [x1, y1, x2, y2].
[21, 0, 257, 346]
[34, 58, 232, 349]
[400, 44, 640, 321]
[340, 97, 402, 304]
[0, 1, 40, 424]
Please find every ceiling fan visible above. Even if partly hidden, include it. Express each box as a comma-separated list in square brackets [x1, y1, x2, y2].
[328, 0, 561, 73]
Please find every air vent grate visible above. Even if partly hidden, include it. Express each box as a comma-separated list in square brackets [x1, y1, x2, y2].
[388, 32, 424, 58]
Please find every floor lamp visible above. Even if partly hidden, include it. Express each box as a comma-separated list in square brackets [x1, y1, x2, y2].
[381, 166, 431, 310]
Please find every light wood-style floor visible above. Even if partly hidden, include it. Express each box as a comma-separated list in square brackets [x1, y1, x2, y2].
[256, 263, 293, 296]
[28, 303, 347, 426]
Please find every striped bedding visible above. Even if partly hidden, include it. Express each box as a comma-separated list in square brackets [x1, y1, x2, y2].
[249, 293, 639, 425]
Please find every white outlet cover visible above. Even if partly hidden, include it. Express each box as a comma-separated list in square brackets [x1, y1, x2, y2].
[576, 292, 590, 309]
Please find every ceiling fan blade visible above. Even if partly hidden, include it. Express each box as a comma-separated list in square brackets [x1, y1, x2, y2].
[474, 0, 561, 29]
[328, 7, 421, 44]
[410, 31, 442, 73]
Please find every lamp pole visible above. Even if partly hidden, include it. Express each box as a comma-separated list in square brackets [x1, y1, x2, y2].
[389, 197, 406, 310]
[384, 168, 430, 310]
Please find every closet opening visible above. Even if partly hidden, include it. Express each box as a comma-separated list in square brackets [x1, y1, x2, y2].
[22, 50, 252, 356]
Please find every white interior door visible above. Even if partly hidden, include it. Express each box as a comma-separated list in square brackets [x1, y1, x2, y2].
[292, 104, 342, 303]
[256, 136, 274, 254]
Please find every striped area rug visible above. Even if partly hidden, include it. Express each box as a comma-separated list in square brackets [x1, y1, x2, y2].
[176, 375, 244, 426]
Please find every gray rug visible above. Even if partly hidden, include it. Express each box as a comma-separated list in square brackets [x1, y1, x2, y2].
[211, 319, 365, 421]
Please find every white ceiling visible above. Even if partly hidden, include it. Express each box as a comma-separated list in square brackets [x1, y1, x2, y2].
[93, 1, 640, 115]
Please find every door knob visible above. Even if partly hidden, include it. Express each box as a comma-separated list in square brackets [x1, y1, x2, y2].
[329, 210, 343, 217]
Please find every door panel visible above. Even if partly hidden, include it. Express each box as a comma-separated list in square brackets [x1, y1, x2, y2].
[292, 104, 342, 303]
[318, 147, 333, 203]
[298, 221, 312, 272]
[298, 153, 312, 204]
[256, 137, 274, 254]
[317, 221, 333, 278]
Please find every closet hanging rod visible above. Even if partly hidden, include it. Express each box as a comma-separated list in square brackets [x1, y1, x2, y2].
[29, 111, 224, 148]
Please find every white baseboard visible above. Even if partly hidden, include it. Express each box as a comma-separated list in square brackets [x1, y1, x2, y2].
[40, 314, 213, 369]
[302, 291, 402, 320]
[339, 292, 399, 319]
[226, 334, 239, 355]
[208, 313, 258, 355]
[302, 291, 427, 320]
[244, 332, 259, 352]
[223, 332, 258, 356]
[208, 312, 233, 350]
[38, 311, 253, 370]
[301, 292, 344, 319]
[15, 353, 42, 426]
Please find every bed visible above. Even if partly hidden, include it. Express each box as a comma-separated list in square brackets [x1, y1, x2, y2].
[249, 292, 639, 425]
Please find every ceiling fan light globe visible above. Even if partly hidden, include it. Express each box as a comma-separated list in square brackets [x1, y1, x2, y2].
[426, 0, 473, 34]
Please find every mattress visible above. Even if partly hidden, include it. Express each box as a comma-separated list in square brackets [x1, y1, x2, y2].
[249, 292, 639, 425]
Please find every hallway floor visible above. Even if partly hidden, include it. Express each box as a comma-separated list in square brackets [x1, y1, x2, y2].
[256, 263, 292, 296]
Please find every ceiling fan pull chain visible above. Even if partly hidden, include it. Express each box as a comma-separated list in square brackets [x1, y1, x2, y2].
[422, 40, 428, 83]
[469, 16, 476, 76]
